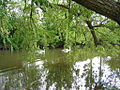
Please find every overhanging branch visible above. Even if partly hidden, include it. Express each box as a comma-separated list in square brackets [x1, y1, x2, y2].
[72, 0, 120, 25]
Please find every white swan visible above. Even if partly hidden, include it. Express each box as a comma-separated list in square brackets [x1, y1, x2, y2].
[36, 49, 45, 54]
[62, 47, 71, 53]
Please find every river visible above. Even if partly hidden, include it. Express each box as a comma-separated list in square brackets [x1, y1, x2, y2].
[0, 49, 120, 90]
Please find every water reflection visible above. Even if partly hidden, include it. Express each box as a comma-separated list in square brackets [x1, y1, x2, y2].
[0, 50, 120, 90]
[0, 51, 23, 73]
[73, 57, 120, 90]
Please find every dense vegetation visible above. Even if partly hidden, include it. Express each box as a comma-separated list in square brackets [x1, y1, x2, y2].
[0, 0, 120, 52]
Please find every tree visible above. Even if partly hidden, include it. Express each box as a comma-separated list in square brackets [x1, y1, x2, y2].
[0, 0, 120, 50]
[72, 0, 120, 25]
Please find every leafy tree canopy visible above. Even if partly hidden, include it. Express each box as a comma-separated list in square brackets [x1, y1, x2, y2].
[0, 0, 119, 54]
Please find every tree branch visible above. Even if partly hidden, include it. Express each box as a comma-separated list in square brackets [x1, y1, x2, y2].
[72, 0, 120, 25]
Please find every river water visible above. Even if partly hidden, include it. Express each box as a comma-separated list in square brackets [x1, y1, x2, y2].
[0, 49, 120, 90]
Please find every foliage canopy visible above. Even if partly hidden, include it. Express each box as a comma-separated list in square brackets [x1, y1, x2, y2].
[0, 0, 119, 53]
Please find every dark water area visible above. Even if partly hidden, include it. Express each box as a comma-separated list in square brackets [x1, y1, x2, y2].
[0, 49, 120, 90]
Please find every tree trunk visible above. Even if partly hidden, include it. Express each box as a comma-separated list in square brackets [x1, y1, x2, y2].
[86, 21, 99, 46]
[72, 0, 120, 25]
[90, 30, 98, 47]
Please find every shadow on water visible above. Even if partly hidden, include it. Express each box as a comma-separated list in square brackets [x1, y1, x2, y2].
[0, 49, 120, 90]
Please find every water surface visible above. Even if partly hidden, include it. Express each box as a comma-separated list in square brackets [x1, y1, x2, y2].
[0, 49, 120, 90]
